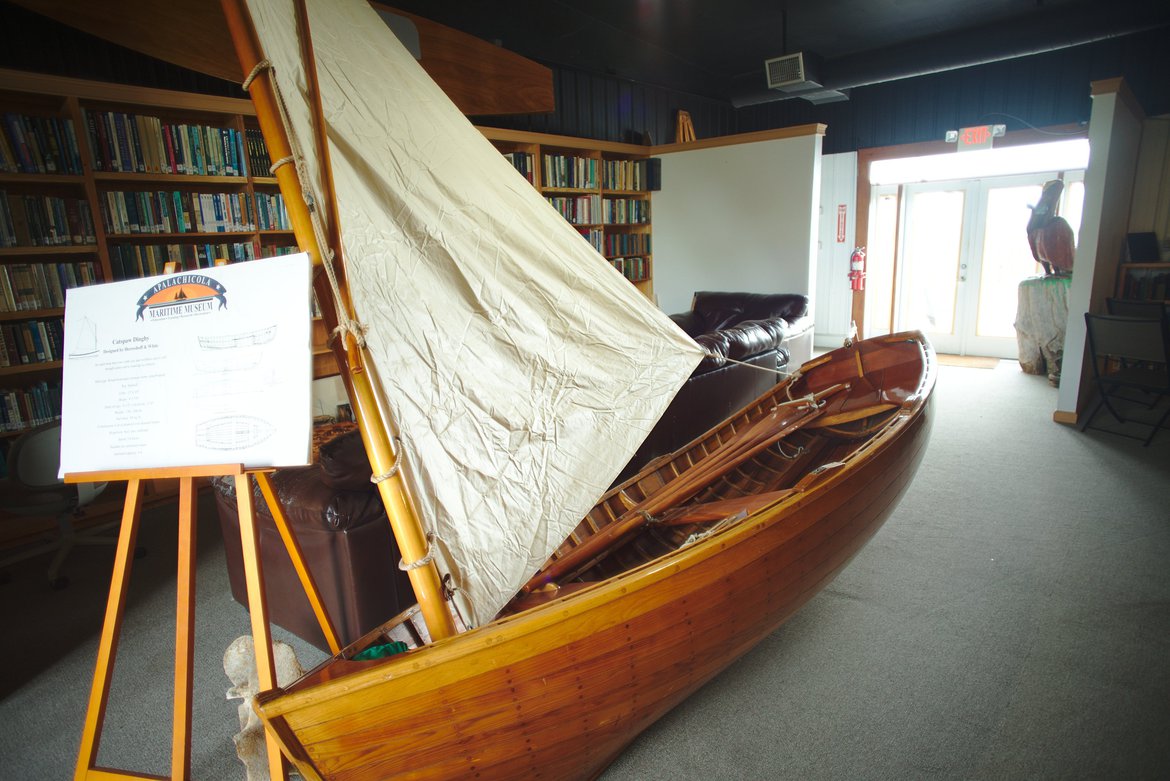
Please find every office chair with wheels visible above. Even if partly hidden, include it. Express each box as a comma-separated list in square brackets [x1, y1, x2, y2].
[0, 422, 117, 588]
[1081, 313, 1170, 447]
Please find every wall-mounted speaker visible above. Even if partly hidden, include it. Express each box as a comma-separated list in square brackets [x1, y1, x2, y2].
[647, 158, 662, 191]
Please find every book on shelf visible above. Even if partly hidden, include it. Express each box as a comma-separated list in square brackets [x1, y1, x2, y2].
[0, 380, 62, 432]
[0, 191, 95, 247]
[602, 158, 648, 192]
[546, 194, 600, 225]
[604, 232, 650, 256]
[1121, 268, 1169, 301]
[576, 227, 604, 254]
[83, 109, 255, 178]
[602, 197, 650, 225]
[542, 153, 598, 189]
[245, 128, 272, 175]
[99, 190, 259, 236]
[0, 113, 82, 175]
[0, 317, 63, 366]
[0, 260, 100, 313]
[608, 256, 648, 283]
[502, 151, 535, 184]
[107, 241, 257, 280]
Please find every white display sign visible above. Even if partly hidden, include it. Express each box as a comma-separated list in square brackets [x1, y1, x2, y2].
[59, 253, 314, 477]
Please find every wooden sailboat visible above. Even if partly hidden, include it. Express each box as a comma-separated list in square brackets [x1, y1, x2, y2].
[22, 0, 936, 777]
[254, 331, 935, 780]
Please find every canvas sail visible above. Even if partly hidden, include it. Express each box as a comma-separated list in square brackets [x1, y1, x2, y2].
[246, 0, 704, 625]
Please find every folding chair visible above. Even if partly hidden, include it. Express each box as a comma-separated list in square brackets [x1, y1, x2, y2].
[1081, 313, 1170, 446]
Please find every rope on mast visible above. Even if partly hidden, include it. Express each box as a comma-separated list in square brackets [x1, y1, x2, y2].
[240, 57, 368, 354]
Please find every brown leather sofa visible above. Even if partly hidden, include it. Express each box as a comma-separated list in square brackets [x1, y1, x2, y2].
[212, 428, 412, 652]
[614, 291, 811, 483]
[669, 291, 814, 367]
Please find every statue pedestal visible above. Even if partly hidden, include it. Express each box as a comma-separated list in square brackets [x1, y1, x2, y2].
[1015, 275, 1071, 384]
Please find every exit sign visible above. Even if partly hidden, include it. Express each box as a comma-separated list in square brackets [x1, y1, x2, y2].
[946, 124, 1006, 151]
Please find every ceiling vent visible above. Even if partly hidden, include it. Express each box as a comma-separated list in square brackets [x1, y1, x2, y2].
[764, 52, 823, 91]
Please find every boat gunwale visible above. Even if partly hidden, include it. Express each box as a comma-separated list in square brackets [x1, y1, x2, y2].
[257, 332, 937, 719]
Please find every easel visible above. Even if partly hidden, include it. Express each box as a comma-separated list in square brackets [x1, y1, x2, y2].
[71, 463, 342, 781]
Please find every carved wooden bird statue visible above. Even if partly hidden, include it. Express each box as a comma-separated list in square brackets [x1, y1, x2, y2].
[1026, 179, 1075, 276]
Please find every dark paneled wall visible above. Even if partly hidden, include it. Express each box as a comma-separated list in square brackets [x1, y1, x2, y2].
[0, 2, 241, 98]
[481, 27, 1169, 155]
[476, 70, 735, 147]
[2, 1, 1167, 156]
[734, 28, 1170, 154]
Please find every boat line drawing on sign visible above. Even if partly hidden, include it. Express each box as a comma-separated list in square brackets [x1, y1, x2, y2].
[198, 325, 277, 349]
[195, 415, 276, 451]
[67, 315, 99, 358]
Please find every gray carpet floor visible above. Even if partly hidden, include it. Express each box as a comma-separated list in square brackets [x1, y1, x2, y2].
[1, 360, 1167, 779]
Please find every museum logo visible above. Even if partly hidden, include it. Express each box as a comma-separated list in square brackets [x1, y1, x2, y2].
[135, 274, 227, 322]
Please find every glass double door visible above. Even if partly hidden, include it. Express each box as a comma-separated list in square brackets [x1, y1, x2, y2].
[891, 173, 1083, 358]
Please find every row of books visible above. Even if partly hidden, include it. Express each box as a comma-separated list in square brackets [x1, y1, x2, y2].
[255, 192, 292, 231]
[245, 129, 273, 177]
[503, 151, 650, 193]
[0, 380, 61, 433]
[543, 153, 598, 190]
[601, 159, 648, 192]
[0, 191, 97, 247]
[576, 227, 604, 255]
[547, 194, 601, 226]
[1, 112, 84, 175]
[100, 190, 258, 235]
[109, 241, 256, 281]
[604, 233, 650, 257]
[259, 243, 300, 258]
[1120, 270, 1169, 301]
[83, 109, 251, 178]
[0, 317, 64, 367]
[602, 198, 650, 225]
[503, 151, 535, 184]
[610, 256, 649, 283]
[0, 261, 100, 313]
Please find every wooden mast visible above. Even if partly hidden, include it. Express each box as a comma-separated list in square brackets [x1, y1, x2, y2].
[219, 0, 457, 641]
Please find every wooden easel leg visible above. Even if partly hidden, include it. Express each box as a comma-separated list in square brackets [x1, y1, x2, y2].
[74, 478, 146, 781]
[254, 471, 341, 654]
[234, 474, 289, 781]
[171, 477, 197, 780]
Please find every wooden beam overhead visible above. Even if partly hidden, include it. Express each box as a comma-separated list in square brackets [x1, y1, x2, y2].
[9, 0, 554, 115]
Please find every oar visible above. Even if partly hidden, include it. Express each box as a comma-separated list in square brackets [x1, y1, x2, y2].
[523, 383, 849, 591]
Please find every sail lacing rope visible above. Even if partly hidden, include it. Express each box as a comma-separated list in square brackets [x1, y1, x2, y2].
[242, 58, 368, 353]
[370, 463, 400, 484]
[399, 532, 437, 571]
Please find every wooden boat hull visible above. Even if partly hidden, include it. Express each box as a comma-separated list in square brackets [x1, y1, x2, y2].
[255, 332, 936, 780]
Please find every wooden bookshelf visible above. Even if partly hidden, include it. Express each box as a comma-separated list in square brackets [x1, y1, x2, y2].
[0, 69, 305, 438]
[479, 127, 655, 299]
[1116, 262, 1170, 302]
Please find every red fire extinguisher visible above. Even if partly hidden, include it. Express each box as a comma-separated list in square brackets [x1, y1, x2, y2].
[849, 247, 866, 291]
